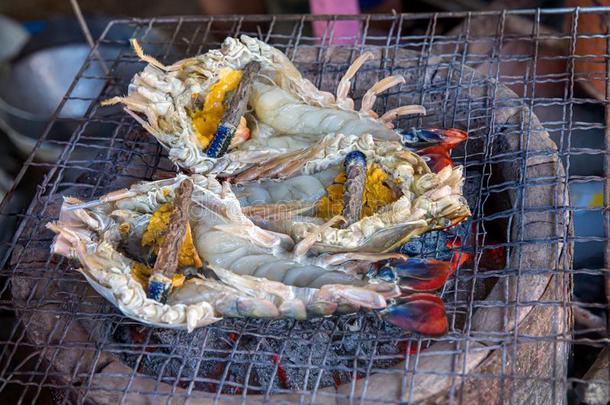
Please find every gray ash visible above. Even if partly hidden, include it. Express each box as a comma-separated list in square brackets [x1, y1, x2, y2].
[113, 313, 410, 393]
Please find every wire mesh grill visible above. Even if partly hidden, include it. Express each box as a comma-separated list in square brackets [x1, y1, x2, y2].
[0, 9, 608, 404]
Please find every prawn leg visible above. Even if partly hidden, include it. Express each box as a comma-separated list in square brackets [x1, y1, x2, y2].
[315, 252, 408, 267]
[360, 75, 405, 115]
[379, 105, 427, 125]
[336, 52, 375, 109]
[232, 140, 326, 183]
[293, 215, 344, 257]
[242, 201, 315, 222]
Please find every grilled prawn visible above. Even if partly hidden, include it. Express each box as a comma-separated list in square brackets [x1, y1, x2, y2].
[47, 175, 454, 335]
[102, 35, 427, 175]
[231, 132, 470, 254]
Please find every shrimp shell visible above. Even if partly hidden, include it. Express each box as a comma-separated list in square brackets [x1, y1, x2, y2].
[231, 133, 471, 254]
[103, 35, 425, 176]
[47, 174, 407, 331]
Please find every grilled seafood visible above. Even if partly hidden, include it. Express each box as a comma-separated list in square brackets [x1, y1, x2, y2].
[51, 36, 472, 337]
[231, 132, 470, 254]
[47, 175, 454, 335]
[402, 128, 468, 173]
[102, 35, 426, 175]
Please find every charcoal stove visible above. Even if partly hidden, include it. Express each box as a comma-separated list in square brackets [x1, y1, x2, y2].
[1, 9, 608, 405]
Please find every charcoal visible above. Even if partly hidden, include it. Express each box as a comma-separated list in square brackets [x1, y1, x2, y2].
[463, 170, 484, 209]
[111, 313, 410, 393]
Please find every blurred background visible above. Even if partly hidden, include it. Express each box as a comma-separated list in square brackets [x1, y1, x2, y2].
[0, 0, 607, 404]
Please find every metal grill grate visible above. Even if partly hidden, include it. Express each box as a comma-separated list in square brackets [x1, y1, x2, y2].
[0, 9, 608, 404]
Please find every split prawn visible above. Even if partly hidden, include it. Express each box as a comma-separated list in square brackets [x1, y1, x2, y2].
[47, 175, 455, 335]
[230, 133, 471, 254]
[102, 35, 426, 175]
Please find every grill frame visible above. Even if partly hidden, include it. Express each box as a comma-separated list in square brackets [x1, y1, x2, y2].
[0, 9, 607, 404]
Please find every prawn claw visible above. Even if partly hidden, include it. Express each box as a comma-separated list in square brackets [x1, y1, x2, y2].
[369, 258, 454, 291]
[418, 147, 454, 173]
[402, 128, 467, 173]
[402, 128, 468, 149]
[382, 293, 448, 336]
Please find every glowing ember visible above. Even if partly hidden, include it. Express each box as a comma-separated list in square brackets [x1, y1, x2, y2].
[447, 236, 472, 270]
[271, 354, 289, 389]
[398, 340, 420, 356]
